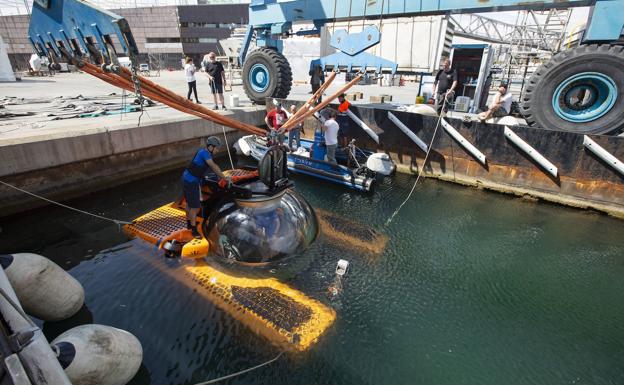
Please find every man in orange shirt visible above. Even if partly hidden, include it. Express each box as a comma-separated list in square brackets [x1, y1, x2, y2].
[337, 93, 351, 147]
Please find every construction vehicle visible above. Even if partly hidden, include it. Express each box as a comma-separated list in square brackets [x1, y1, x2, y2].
[237, 0, 624, 135]
[28, 0, 623, 133]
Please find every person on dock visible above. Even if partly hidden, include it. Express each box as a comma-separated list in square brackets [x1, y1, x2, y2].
[182, 136, 230, 238]
[202, 52, 227, 110]
[477, 83, 512, 122]
[265, 101, 288, 146]
[288, 105, 304, 150]
[323, 109, 339, 164]
[433, 57, 457, 114]
[309, 64, 325, 104]
[184, 57, 201, 104]
[337, 93, 351, 147]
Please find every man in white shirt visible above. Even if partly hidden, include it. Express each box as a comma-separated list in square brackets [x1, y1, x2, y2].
[478, 83, 512, 121]
[323, 109, 339, 164]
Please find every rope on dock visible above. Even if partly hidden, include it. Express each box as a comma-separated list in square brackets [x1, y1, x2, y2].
[194, 351, 284, 385]
[385, 98, 448, 226]
[0, 180, 132, 227]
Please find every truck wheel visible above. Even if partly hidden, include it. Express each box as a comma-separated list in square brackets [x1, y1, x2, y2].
[242, 48, 292, 105]
[521, 45, 624, 135]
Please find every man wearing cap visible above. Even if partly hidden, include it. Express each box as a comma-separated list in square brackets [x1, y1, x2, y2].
[182, 136, 230, 238]
[264, 101, 288, 146]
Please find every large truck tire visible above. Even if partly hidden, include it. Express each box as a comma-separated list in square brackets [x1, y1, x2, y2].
[242, 48, 292, 105]
[521, 44, 624, 135]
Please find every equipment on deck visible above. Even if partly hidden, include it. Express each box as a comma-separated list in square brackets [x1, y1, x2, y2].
[125, 148, 319, 265]
[236, 132, 395, 192]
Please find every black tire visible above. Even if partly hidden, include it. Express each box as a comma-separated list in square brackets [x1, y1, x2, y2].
[242, 48, 292, 105]
[521, 44, 624, 135]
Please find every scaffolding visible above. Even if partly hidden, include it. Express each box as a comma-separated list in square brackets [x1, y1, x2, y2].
[493, 9, 573, 99]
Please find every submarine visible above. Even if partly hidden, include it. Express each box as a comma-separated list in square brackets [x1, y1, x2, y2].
[123, 147, 335, 351]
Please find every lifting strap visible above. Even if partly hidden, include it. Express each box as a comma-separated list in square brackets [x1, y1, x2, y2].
[78, 61, 359, 138]
[282, 74, 363, 132]
[80, 62, 266, 136]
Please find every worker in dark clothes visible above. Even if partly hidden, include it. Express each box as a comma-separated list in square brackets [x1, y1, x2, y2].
[433, 58, 458, 114]
[182, 136, 230, 238]
[309, 64, 325, 104]
[202, 52, 227, 110]
[337, 93, 351, 147]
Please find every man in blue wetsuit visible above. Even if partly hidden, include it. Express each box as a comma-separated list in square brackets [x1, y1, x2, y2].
[182, 136, 230, 238]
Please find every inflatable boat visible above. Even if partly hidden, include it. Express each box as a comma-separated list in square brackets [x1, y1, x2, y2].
[235, 131, 395, 192]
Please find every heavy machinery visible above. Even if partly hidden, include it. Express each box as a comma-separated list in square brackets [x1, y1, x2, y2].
[28, 0, 624, 134]
[237, 0, 624, 135]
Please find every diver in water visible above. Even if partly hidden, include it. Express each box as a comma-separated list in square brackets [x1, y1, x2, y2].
[182, 136, 230, 238]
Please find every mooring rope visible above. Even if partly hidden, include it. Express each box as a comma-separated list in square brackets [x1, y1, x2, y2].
[0, 180, 132, 227]
[221, 125, 235, 170]
[385, 98, 447, 226]
[194, 351, 284, 385]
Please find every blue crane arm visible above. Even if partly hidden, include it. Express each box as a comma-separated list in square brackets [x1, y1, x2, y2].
[28, 0, 139, 64]
[249, 0, 624, 42]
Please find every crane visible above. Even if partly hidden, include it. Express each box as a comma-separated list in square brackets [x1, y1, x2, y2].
[28, 0, 624, 134]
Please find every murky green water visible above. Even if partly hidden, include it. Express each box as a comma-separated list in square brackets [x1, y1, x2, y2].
[1, 159, 624, 385]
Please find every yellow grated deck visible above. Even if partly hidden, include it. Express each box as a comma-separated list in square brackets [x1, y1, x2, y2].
[124, 203, 189, 245]
[317, 209, 388, 255]
[183, 262, 336, 352]
[125, 202, 336, 352]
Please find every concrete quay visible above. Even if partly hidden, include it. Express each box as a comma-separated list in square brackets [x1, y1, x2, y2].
[1, 73, 266, 216]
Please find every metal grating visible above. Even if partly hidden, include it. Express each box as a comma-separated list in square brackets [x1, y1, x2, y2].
[231, 286, 313, 332]
[125, 205, 187, 242]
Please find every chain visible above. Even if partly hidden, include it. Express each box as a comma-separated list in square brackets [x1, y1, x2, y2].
[129, 57, 145, 126]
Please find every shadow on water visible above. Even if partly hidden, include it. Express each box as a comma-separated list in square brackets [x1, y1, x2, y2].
[1, 157, 624, 385]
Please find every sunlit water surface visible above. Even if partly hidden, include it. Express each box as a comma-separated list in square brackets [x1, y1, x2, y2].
[1, 158, 623, 385]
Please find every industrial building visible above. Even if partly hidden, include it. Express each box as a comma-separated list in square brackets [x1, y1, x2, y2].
[0, 2, 248, 71]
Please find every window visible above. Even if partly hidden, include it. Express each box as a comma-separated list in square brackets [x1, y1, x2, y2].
[198, 38, 217, 43]
[185, 22, 217, 28]
[146, 37, 180, 43]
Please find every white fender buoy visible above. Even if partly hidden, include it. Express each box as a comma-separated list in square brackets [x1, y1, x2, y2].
[402, 104, 438, 116]
[366, 153, 396, 176]
[0, 253, 84, 321]
[51, 324, 143, 385]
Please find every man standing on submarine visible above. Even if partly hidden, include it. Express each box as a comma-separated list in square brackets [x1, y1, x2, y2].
[182, 136, 230, 238]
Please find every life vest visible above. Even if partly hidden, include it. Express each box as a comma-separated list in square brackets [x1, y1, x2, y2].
[338, 100, 350, 114]
[186, 149, 209, 179]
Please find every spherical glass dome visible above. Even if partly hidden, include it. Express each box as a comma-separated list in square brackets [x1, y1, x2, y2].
[205, 189, 318, 265]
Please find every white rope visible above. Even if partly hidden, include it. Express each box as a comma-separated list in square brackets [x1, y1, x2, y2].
[0, 180, 132, 227]
[207, 74, 234, 171]
[221, 125, 235, 170]
[194, 351, 283, 385]
[385, 99, 447, 226]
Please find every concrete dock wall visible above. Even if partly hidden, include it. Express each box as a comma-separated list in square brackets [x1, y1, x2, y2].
[0, 109, 265, 217]
[295, 101, 624, 218]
